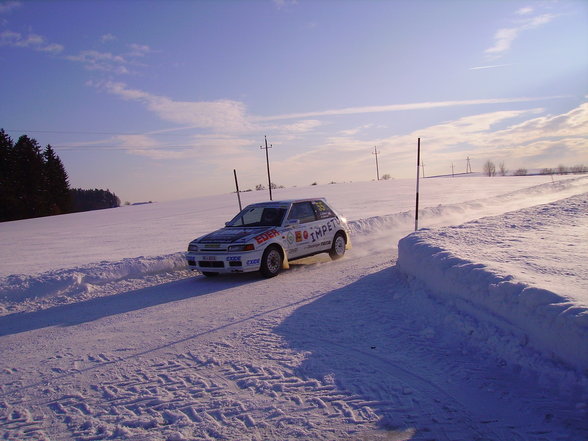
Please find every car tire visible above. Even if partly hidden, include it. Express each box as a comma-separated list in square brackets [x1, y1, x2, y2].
[329, 232, 346, 260]
[202, 271, 219, 277]
[260, 246, 283, 278]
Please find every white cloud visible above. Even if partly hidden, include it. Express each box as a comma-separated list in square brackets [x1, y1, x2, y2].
[97, 81, 254, 132]
[0, 30, 64, 53]
[281, 100, 587, 181]
[517, 7, 534, 16]
[278, 119, 322, 133]
[66, 50, 130, 74]
[485, 12, 557, 57]
[66, 43, 152, 74]
[127, 43, 152, 57]
[112, 133, 253, 160]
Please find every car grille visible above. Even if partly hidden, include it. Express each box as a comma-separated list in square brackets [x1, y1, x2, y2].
[199, 261, 224, 268]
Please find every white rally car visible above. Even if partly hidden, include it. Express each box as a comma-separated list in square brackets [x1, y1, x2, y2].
[186, 198, 351, 278]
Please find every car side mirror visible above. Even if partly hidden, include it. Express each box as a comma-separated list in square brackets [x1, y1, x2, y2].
[225, 222, 231, 226]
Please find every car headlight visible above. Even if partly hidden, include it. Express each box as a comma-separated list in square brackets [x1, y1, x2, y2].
[228, 244, 255, 252]
[188, 243, 199, 252]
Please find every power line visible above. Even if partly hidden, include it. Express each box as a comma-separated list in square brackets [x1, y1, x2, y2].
[3, 129, 202, 137]
[52, 145, 200, 151]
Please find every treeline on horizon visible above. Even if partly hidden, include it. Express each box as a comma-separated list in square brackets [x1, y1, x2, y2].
[1, 129, 120, 222]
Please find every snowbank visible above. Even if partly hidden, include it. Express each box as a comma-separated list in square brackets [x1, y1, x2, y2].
[397, 193, 588, 372]
[0, 253, 187, 313]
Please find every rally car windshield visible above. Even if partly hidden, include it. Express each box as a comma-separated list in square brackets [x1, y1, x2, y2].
[227, 206, 287, 227]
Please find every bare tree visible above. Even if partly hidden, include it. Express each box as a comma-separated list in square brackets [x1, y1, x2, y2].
[498, 161, 508, 176]
[483, 160, 496, 177]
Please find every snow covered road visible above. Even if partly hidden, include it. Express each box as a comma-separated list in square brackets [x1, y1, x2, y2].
[1, 236, 586, 440]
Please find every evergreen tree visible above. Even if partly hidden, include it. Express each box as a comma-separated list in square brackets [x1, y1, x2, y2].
[12, 135, 47, 219]
[0, 129, 16, 221]
[70, 188, 121, 212]
[1, 129, 120, 221]
[44, 144, 71, 214]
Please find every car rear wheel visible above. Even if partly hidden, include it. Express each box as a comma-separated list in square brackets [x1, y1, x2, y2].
[329, 232, 346, 260]
[260, 246, 283, 278]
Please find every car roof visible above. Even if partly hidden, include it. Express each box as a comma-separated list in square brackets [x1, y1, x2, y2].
[245, 198, 327, 208]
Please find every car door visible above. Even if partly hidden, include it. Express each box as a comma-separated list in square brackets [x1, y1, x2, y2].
[284, 201, 318, 258]
[308, 199, 339, 251]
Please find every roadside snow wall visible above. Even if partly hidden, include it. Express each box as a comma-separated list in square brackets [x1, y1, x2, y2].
[397, 193, 588, 373]
[0, 253, 187, 311]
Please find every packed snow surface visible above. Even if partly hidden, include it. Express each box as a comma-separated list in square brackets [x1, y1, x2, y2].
[1, 175, 587, 441]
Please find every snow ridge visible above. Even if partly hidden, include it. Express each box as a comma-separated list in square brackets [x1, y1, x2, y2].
[0, 253, 187, 313]
[397, 193, 588, 372]
[349, 176, 588, 236]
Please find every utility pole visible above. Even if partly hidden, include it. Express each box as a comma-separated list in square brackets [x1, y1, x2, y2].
[415, 138, 421, 231]
[260, 136, 273, 201]
[466, 156, 472, 174]
[373, 146, 380, 181]
[452, 162, 455, 177]
[233, 169, 242, 211]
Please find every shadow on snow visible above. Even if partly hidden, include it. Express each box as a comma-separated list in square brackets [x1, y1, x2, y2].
[0, 273, 259, 337]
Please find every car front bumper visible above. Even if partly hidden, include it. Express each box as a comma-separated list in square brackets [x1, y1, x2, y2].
[186, 250, 263, 274]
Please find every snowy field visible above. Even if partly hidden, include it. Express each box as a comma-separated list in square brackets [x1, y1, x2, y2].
[1, 174, 587, 441]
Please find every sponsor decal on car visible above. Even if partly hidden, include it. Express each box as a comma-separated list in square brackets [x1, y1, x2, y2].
[254, 229, 280, 244]
[246, 259, 260, 265]
[226, 256, 241, 262]
[310, 218, 340, 243]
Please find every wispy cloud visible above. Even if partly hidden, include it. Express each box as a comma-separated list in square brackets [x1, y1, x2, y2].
[469, 64, 511, 71]
[66, 50, 130, 74]
[100, 33, 117, 43]
[0, 1, 21, 14]
[1, 25, 151, 75]
[255, 97, 565, 122]
[95, 81, 254, 132]
[273, 0, 298, 9]
[272, 99, 588, 182]
[0, 29, 63, 53]
[485, 9, 557, 57]
[64, 42, 153, 74]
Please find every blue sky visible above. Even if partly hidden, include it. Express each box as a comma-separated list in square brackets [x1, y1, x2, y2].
[1, 0, 587, 202]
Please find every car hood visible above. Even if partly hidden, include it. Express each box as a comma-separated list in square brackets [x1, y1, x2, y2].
[196, 227, 270, 243]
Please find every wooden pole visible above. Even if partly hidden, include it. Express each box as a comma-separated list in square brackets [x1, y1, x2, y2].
[260, 136, 273, 201]
[373, 146, 380, 181]
[415, 138, 420, 231]
[233, 169, 242, 211]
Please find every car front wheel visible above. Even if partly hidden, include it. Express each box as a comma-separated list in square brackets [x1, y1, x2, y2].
[329, 232, 346, 260]
[260, 246, 283, 278]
